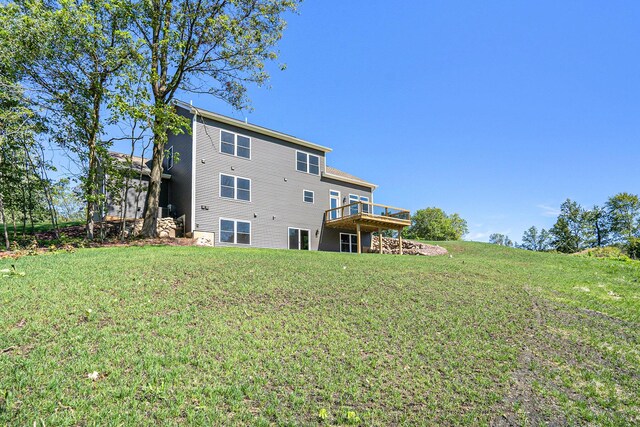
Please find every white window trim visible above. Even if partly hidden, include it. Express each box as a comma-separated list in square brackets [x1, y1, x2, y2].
[166, 146, 174, 170]
[219, 129, 251, 160]
[360, 195, 370, 213]
[219, 217, 252, 245]
[288, 227, 311, 250]
[295, 150, 320, 175]
[219, 173, 252, 202]
[340, 233, 358, 253]
[348, 194, 370, 213]
[349, 194, 359, 215]
[329, 189, 341, 219]
[303, 189, 314, 204]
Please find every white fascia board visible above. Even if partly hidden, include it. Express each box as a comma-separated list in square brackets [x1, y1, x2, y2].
[173, 100, 332, 154]
[321, 171, 378, 190]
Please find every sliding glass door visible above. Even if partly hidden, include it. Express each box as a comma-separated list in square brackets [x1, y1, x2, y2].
[288, 228, 310, 250]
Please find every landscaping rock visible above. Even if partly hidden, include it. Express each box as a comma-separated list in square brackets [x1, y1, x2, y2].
[368, 236, 448, 256]
[124, 217, 182, 238]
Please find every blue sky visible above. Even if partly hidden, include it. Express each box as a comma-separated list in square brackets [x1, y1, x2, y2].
[113, 1, 640, 242]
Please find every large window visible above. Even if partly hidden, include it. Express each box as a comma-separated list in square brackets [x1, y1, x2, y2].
[288, 228, 310, 250]
[220, 218, 251, 245]
[220, 174, 251, 201]
[349, 194, 359, 215]
[349, 194, 370, 215]
[296, 151, 320, 175]
[220, 130, 251, 159]
[303, 190, 314, 204]
[360, 196, 370, 213]
[340, 233, 358, 253]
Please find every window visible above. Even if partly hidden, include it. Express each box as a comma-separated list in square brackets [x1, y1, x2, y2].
[349, 194, 370, 215]
[340, 233, 358, 253]
[361, 196, 370, 214]
[296, 151, 320, 175]
[220, 174, 251, 201]
[220, 130, 251, 159]
[303, 190, 314, 204]
[166, 146, 174, 170]
[220, 218, 251, 245]
[288, 228, 310, 250]
[349, 194, 359, 215]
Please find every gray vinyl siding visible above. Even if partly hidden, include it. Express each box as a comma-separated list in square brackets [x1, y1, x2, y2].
[104, 175, 148, 220]
[191, 115, 373, 251]
[105, 175, 169, 220]
[165, 109, 194, 231]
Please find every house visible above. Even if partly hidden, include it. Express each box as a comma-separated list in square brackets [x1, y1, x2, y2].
[106, 100, 411, 253]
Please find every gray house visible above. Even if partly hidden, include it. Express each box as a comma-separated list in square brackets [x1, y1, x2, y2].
[107, 100, 410, 253]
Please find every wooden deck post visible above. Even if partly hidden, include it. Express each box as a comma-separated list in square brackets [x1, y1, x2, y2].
[398, 229, 403, 255]
[378, 228, 383, 254]
[356, 223, 361, 254]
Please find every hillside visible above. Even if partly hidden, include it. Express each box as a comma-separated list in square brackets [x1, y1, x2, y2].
[1, 243, 638, 425]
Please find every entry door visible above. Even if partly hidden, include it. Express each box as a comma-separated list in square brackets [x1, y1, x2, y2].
[329, 190, 341, 219]
[288, 228, 310, 250]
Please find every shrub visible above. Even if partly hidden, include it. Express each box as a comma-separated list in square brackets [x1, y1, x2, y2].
[627, 238, 640, 260]
[578, 246, 629, 261]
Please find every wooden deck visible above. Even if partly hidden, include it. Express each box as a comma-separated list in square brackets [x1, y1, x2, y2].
[324, 202, 411, 254]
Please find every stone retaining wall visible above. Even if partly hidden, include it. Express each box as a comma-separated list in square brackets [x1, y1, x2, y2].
[125, 217, 183, 238]
[368, 236, 448, 256]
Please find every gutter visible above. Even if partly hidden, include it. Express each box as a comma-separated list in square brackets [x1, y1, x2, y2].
[173, 99, 332, 154]
[321, 171, 378, 190]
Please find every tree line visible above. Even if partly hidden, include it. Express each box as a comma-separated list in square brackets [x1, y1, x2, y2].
[401, 207, 468, 241]
[0, 0, 299, 248]
[490, 192, 640, 258]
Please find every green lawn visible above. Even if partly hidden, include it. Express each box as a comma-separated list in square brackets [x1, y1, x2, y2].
[1, 243, 638, 425]
[1, 220, 84, 236]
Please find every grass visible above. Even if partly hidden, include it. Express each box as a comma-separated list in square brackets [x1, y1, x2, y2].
[0, 242, 638, 425]
[1, 221, 84, 236]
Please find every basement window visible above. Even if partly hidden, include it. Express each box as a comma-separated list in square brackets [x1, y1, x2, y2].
[220, 218, 251, 245]
[340, 233, 358, 253]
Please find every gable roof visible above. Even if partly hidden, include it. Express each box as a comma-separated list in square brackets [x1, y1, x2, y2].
[323, 166, 377, 189]
[173, 100, 332, 154]
[107, 151, 171, 179]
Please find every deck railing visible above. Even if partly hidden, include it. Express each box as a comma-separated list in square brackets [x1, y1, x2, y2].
[325, 201, 411, 223]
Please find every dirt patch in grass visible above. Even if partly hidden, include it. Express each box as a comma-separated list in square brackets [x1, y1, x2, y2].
[493, 282, 640, 426]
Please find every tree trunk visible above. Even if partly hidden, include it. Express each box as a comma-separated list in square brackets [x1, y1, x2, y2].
[85, 77, 106, 240]
[0, 154, 10, 250]
[39, 164, 59, 238]
[28, 142, 59, 238]
[0, 192, 9, 251]
[11, 209, 16, 239]
[27, 181, 35, 234]
[20, 164, 27, 236]
[141, 138, 164, 237]
[85, 140, 98, 240]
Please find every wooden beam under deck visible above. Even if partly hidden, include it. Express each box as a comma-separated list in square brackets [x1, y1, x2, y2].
[324, 213, 410, 233]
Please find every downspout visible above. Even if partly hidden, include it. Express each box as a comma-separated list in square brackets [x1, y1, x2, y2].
[191, 109, 197, 234]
